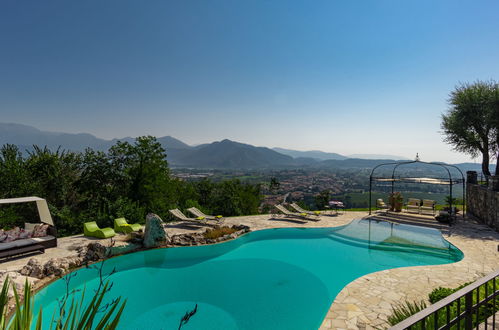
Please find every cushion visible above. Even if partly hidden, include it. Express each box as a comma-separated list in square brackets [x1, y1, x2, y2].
[19, 228, 32, 239]
[32, 224, 49, 238]
[196, 216, 205, 220]
[25, 223, 39, 231]
[0, 241, 18, 250]
[5, 227, 21, 242]
[29, 235, 55, 243]
[215, 215, 223, 218]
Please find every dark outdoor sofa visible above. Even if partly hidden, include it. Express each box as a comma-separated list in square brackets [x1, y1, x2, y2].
[0, 225, 57, 260]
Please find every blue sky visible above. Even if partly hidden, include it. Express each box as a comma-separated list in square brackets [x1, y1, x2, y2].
[1, 0, 498, 162]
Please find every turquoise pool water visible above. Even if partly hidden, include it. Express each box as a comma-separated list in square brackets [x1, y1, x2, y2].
[33, 219, 463, 329]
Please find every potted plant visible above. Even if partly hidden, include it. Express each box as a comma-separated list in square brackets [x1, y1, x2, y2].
[389, 192, 404, 212]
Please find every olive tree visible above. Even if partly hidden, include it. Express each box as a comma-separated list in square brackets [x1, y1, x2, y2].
[441, 80, 499, 176]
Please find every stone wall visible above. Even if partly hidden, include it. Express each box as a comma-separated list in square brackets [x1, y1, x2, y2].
[466, 172, 499, 231]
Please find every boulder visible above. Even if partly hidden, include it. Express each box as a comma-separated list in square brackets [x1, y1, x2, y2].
[77, 242, 108, 262]
[143, 213, 168, 248]
[20, 258, 44, 279]
[43, 258, 72, 277]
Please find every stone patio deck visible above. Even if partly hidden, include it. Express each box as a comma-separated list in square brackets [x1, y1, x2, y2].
[1, 211, 498, 329]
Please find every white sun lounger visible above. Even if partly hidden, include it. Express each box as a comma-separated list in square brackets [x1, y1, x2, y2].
[289, 203, 321, 217]
[274, 204, 318, 221]
[186, 207, 224, 222]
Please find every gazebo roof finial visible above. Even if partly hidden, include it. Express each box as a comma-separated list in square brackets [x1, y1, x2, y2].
[415, 153, 420, 161]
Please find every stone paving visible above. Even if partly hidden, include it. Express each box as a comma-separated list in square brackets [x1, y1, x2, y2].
[1, 210, 498, 329]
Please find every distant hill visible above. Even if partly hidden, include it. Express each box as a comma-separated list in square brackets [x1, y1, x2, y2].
[272, 147, 409, 161]
[273, 147, 347, 160]
[0, 123, 108, 151]
[173, 139, 295, 169]
[347, 153, 410, 160]
[0, 122, 190, 153]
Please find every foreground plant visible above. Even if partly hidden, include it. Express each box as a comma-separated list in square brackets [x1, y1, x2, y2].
[388, 280, 499, 328]
[0, 276, 126, 330]
[387, 300, 427, 326]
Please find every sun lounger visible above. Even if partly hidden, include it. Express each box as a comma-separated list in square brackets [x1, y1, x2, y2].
[114, 218, 142, 234]
[421, 199, 436, 215]
[84, 221, 115, 239]
[289, 203, 321, 217]
[274, 204, 318, 221]
[169, 208, 216, 226]
[406, 198, 421, 213]
[186, 207, 223, 222]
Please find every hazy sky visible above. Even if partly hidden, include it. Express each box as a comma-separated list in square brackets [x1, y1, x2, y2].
[1, 1, 498, 163]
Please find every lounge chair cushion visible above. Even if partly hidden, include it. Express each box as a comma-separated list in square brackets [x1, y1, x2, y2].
[114, 218, 142, 234]
[0, 235, 55, 251]
[215, 215, 223, 219]
[196, 216, 205, 220]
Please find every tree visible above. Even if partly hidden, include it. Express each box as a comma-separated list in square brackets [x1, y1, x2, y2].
[268, 177, 280, 194]
[441, 80, 499, 176]
[108, 136, 170, 210]
[314, 189, 330, 210]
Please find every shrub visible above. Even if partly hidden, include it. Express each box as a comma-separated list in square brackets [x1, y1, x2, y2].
[428, 287, 455, 303]
[203, 226, 237, 240]
[435, 213, 452, 223]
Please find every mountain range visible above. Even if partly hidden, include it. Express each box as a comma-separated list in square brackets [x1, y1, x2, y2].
[0, 122, 487, 171]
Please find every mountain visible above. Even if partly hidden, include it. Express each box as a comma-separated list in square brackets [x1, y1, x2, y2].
[273, 147, 347, 160]
[156, 136, 191, 150]
[347, 154, 410, 160]
[172, 139, 295, 168]
[0, 122, 191, 153]
[0, 123, 108, 151]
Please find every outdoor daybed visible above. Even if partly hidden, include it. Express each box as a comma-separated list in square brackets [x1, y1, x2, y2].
[0, 197, 57, 260]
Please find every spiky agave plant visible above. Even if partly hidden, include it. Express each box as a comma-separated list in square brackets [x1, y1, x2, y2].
[387, 300, 428, 327]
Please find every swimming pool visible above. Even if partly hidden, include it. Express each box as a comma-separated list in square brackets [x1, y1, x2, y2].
[33, 219, 463, 329]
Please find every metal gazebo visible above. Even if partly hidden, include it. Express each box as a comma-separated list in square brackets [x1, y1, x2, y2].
[368, 159, 465, 216]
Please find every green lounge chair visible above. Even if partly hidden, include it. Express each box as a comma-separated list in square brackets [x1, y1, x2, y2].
[114, 217, 142, 234]
[83, 221, 115, 239]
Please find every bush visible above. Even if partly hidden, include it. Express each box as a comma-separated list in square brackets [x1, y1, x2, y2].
[435, 213, 452, 223]
[428, 287, 455, 303]
[203, 226, 237, 240]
